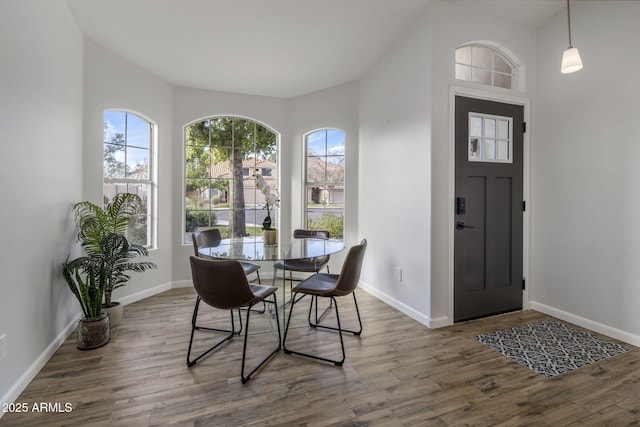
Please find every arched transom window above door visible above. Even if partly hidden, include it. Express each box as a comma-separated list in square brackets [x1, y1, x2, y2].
[455, 44, 515, 90]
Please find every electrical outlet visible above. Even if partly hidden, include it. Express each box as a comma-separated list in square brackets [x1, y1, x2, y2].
[0, 334, 7, 362]
[395, 267, 403, 282]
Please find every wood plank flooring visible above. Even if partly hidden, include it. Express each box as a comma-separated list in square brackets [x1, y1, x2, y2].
[3, 287, 640, 426]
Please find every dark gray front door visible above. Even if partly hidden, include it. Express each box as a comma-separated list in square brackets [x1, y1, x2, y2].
[454, 96, 524, 322]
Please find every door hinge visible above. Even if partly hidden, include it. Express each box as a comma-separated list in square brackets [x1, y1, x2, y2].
[522, 122, 527, 133]
[522, 201, 526, 212]
[522, 278, 526, 290]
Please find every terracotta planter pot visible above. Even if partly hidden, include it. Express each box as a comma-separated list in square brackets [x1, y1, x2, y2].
[77, 313, 110, 350]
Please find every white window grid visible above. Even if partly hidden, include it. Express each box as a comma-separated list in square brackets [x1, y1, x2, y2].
[455, 44, 514, 89]
[103, 111, 155, 248]
[468, 112, 513, 164]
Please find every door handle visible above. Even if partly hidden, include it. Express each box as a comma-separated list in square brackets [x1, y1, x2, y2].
[456, 221, 475, 230]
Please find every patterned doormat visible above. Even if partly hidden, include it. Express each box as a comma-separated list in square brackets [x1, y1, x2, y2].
[475, 320, 629, 377]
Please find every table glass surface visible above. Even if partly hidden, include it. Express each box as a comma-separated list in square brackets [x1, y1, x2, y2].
[197, 236, 345, 262]
[196, 236, 345, 342]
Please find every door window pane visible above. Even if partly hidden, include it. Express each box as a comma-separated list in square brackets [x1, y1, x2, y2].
[497, 120, 509, 140]
[469, 116, 482, 137]
[497, 140, 510, 161]
[485, 118, 496, 139]
[484, 139, 496, 160]
[468, 113, 513, 164]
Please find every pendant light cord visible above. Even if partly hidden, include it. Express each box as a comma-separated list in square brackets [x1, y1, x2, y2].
[567, 0, 573, 48]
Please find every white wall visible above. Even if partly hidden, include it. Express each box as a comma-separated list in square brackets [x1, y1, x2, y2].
[359, 1, 536, 327]
[531, 1, 640, 343]
[429, 1, 536, 324]
[358, 5, 433, 325]
[0, 0, 84, 407]
[82, 40, 175, 304]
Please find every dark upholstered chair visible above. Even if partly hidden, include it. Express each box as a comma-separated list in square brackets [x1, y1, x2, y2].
[283, 239, 367, 366]
[192, 228, 261, 283]
[186, 256, 281, 383]
[273, 229, 330, 286]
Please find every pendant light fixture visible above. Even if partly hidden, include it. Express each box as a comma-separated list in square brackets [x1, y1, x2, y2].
[561, 0, 583, 73]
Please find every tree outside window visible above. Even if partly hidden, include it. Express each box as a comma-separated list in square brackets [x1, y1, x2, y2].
[184, 117, 277, 242]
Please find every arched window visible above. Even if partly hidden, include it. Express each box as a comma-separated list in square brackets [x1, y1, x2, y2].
[103, 110, 156, 247]
[184, 117, 278, 243]
[455, 44, 514, 89]
[304, 129, 345, 240]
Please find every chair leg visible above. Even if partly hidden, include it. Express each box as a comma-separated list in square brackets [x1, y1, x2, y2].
[187, 300, 237, 367]
[309, 293, 362, 336]
[192, 296, 243, 334]
[240, 293, 282, 384]
[309, 295, 334, 326]
[244, 270, 266, 313]
[254, 270, 267, 313]
[283, 294, 347, 366]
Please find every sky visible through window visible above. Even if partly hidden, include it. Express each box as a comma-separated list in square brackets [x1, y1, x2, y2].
[307, 129, 345, 160]
[104, 111, 150, 171]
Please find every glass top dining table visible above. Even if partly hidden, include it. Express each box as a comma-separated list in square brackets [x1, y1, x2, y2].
[197, 236, 345, 337]
[196, 236, 345, 264]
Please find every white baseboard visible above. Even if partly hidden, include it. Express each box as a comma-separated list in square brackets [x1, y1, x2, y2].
[529, 300, 640, 347]
[0, 313, 81, 417]
[118, 282, 173, 305]
[358, 281, 449, 329]
[172, 279, 193, 289]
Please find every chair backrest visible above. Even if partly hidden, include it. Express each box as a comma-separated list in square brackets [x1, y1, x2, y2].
[293, 229, 330, 239]
[334, 239, 367, 296]
[292, 229, 331, 267]
[192, 228, 223, 256]
[189, 256, 257, 309]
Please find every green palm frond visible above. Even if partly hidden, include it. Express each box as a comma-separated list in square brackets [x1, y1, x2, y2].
[64, 193, 156, 315]
[63, 257, 104, 319]
[106, 193, 142, 235]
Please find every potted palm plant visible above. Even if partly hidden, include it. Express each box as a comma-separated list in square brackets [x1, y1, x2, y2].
[63, 193, 156, 348]
[63, 256, 109, 349]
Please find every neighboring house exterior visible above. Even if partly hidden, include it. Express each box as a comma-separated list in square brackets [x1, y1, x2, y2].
[306, 156, 345, 206]
[206, 157, 277, 206]
[190, 156, 345, 207]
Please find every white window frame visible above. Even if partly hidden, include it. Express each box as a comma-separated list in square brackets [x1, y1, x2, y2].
[103, 110, 157, 249]
[303, 128, 345, 240]
[468, 112, 513, 164]
[455, 44, 515, 90]
[182, 116, 279, 244]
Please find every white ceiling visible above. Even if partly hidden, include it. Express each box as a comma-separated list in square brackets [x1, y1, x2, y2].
[447, 0, 566, 30]
[66, 0, 566, 99]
